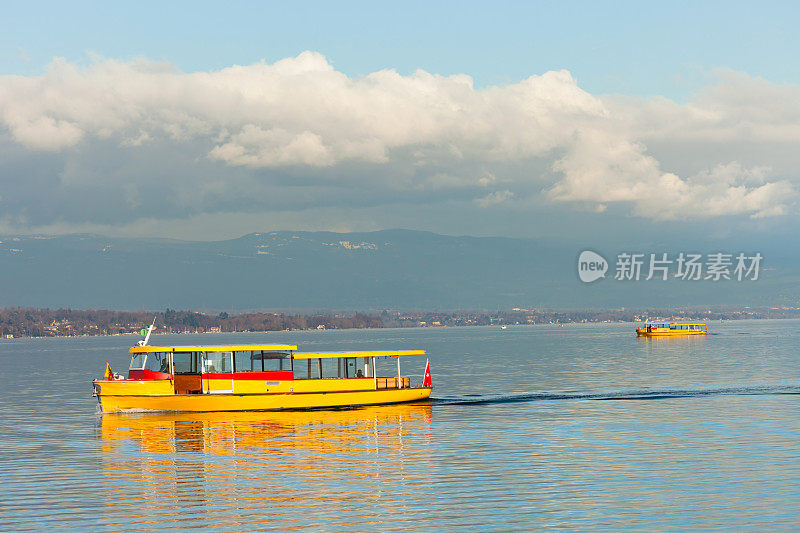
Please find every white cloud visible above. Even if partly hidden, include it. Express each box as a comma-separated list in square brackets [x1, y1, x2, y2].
[475, 189, 515, 207]
[16, 46, 31, 63]
[0, 53, 798, 225]
[209, 127, 335, 167]
[0, 52, 604, 162]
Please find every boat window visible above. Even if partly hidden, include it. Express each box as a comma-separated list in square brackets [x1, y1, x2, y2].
[236, 351, 291, 372]
[129, 353, 146, 370]
[345, 357, 356, 378]
[321, 358, 339, 378]
[203, 351, 232, 374]
[234, 351, 257, 372]
[292, 358, 322, 379]
[173, 352, 197, 374]
[293, 362, 308, 379]
[144, 352, 170, 373]
[263, 356, 291, 372]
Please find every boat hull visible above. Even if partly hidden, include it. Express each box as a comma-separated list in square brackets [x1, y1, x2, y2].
[94, 384, 432, 413]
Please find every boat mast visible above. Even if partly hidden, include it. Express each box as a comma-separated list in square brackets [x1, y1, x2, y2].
[138, 317, 157, 346]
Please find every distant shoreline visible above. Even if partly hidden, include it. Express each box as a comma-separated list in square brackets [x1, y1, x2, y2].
[1, 306, 798, 340]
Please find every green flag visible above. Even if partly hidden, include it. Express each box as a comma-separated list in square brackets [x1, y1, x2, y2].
[140, 328, 147, 336]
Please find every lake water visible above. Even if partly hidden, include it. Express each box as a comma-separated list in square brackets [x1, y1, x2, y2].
[2, 320, 799, 531]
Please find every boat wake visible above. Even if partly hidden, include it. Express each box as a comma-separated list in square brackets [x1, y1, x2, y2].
[432, 383, 800, 406]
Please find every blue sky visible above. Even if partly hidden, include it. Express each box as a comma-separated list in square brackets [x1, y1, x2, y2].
[3, 1, 798, 100]
[0, 1, 799, 242]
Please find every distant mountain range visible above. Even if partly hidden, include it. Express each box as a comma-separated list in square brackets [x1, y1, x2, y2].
[0, 229, 797, 310]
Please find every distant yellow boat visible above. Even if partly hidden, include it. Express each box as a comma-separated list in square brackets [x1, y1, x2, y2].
[92, 341, 432, 413]
[636, 322, 707, 337]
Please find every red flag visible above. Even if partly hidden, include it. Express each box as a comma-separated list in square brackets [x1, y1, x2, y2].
[104, 360, 114, 381]
[422, 359, 432, 388]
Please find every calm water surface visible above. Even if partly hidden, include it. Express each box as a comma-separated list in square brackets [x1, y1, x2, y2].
[1, 320, 799, 531]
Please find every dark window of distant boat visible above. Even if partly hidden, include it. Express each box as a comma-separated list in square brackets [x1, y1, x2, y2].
[144, 352, 170, 373]
[129, 353, 146, 369]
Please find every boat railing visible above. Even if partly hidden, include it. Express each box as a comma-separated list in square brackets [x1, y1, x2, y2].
[375, 376, 411, 390]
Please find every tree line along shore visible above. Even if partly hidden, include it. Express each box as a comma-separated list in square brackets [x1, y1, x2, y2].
[1, 307, 799, 339]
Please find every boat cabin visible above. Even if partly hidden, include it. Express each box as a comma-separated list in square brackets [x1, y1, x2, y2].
[125, 345, 425, 395]
[642, 322, 707, 331]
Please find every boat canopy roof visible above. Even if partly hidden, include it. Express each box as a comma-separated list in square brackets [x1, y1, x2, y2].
[130, 344, 298, 354]
[293, 350, 425, 360]
[642, 322, 706, 326]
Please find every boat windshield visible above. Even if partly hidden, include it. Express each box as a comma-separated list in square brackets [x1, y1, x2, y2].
[144, 352, 170, 373]
[129, 353, 146, 370]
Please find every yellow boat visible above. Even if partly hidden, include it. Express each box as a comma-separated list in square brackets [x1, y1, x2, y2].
[636, 322, 707, 337]
[92, 342, 432, 413]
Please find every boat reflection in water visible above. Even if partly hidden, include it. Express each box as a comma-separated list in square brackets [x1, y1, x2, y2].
[97, 404, 433, 530]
